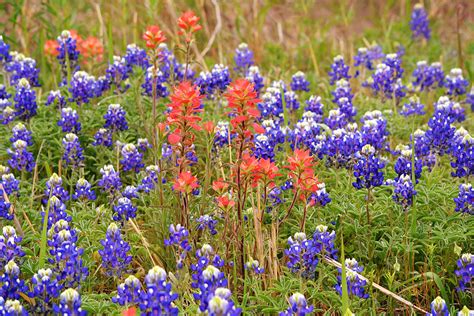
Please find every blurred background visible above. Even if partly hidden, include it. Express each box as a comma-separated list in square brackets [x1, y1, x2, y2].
[1, 0, 473, 85]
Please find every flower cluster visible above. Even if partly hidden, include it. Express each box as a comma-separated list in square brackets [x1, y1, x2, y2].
[69, 70, 98, 105]
[43, 173, 69, 203]
[56, 30, 81, 82]
[426, 296, 449, 316]
[454, 253, 473, 292]
[335, 258, 369, 299]
[113, 197, 137, 223]
[13, 78, 37, 120]
[29, 268, 62, 313]
[45, 90, 66, 108]
[195, 64, 232, 96]
[98, 165, 122, 198]
[234, 43, 254, 74]
[104, 103, 128, 132]
[10, 123, 32, 145]
[62, 133, 84, 168]
[454, 183, 473, 215]
[353, 45, 384, 76]
[410, 4, 430, 41]
[352, 144, 386, 190]
[279, 292, 314, 316]
[0, 226, 25, 269]
[290, 71, 310, 92]
[7, 139, 35, 172]
[48, 220, 88, 288]
[120, 143, 144, 172]
[53, 288, 86, 315]
[72, 178, 96, 200]
[5, 52, 41, 87]
[444, 68, 469, 96]
[99, 223, 132, 277]
[411, 61, 444, 92]
[58, 107, 81, 133]
[164, 224, 192, 269]
[400, 96, 425, 116]
[0, 260, 27, 300]
[387, 175, 417, 211]
[450, 131, 473, 178]
[328, 55, 350, 85]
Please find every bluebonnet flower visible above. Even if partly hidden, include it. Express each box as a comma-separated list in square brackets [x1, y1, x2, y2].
[139, 266, 179, 315]
[0, 260, 27, 299]
[412, 61, 444, 92]
[0, 299, 27, 315]
[387, 175, 417, 211]
[254, 134, 275, 161]
[410, 4, 430, 40]
[450, 132, 473, 178]
[29, 268, 62, 313]
[454, 184, 473, 215]
[245, 258, 264, 275]
[0, 226, 25, 268]
[325, 109, 348, 130]
[412, 129, 436, 169]
[196, 215, 218, 235]
[0, 98, 11, 112]
[137, 138, 151, 152]
[10, 123, 32, 145]
[41, 196, 71, 229]
[104, 103, 128, 132]
[245, 66, 265, 93]
[455, 253, 473, 292]
[195, 64, 231, 96]
[13, 78, 37, 120]
[123, 43, 149, 72]
[291, 111, 322, 149]
[366, 63, 397, 101]
[312, 225, 338, 258]
[308, 182, 331, 207]
[360, 110, 389, 152]
[426, 97, 458, 155]
[279, 292, 314, 316]
[53, 288, 86, 315]
[0, 84, 11, 99]
[466, 87, 474, 111]
[213, 121, 232, 148]
[92, 128, 113, 147]
[353, 45, 385, 77]
[234, 43, 254, 74]
[58, 107, 81, 133]
[328, 55, 350, 85]
[304, 95, 324, 118]
[291, 71, 310, 92]
[45, 90, 66, 108]
[7, 140, 35, 172]
[394, 148, 422, 182]
[0, 35, 11, 65]
[62, 133, 84, 168]
[56, 30, 80, 82]
[0, 165, 10, 177]
[335, 259, 369, 299]
[99, 223, 132, 277]
[191, 244, 225, 289]
[43, 173, 69, 203]
[1, 173, 19, 196]
[69, 71, 97, 106]
[165, 224, 192, 269]
[206, 287, 241, 316]
[193, 265, 229, 312]
[113, 197, 137, 223]
[400, 96, 425, 116]
[72, 178, 96, 200]
[113, 275, 143, 306]
[426, 296, 449, 316]
[98, 165, 122, 197]
[122, 185, 139, 199]
[105, 56, 130, 93]
[120, 143, 144, 172]
[445, 68, 470, 96]
[138, 165, 160, 193]
[285, 91, 300, 113]
[142, 66, 169, 97]
[285, 232, 316, 277]
[258, 86, 284, 119]
[325, 124, 362, 168]
[48, 221, 88, 288]
[0, 188, 12, 220]
[352, 144, 386, 190]
[1, 106, 16, 124]
[5, 52, 41, 87]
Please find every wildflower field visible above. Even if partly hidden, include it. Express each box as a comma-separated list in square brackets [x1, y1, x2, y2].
[0, 1, 473, 315]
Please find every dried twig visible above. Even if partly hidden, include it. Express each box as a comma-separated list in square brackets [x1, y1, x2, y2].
[200, 0, 222, 58]
[0, 183, 24, 236]
[322, 256, 428, 314]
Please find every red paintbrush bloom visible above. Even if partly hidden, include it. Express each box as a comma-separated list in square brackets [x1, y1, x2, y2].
[203, 121, 215, 134]
[255, 158, 280, 187]
[173, 171, 199, 194]
[44, 40, 59, 57]
[122, 307, 136, 316]
[240, 153, 260, 178]
[212, 178, 229, 192]
[177, 11, 202, 42]
[216, 195, 235, 210]
[285, 149, 315, 174]
[143, 25, 166, 49]
[80, 36, 104, 63]
[168, 81, 203, 131]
